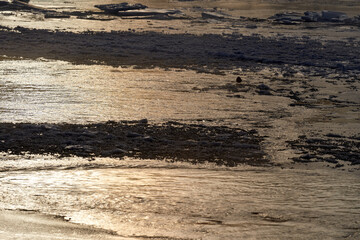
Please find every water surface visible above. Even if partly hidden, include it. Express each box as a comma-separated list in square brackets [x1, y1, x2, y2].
[0, 1, 359, 239]
[0, 156, 359, 239]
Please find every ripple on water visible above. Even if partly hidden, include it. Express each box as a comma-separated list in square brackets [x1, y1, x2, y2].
[0, 155, 359, 239]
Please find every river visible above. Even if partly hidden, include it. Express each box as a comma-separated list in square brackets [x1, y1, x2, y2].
[0, 0, 359, 239]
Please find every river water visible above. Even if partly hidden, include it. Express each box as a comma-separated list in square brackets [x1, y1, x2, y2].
[0, 58, 359, 239]
[0, 156, 359, 240]
[0, 0, 360, 239]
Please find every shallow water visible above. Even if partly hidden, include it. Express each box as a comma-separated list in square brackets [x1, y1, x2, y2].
[0, 56, 359, 238]
[0, 59, 257, 124]
[0, 156, 359, 239]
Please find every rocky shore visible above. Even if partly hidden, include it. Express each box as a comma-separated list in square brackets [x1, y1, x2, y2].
[0, 25, 360, 74]
[0, 121, 265, 166]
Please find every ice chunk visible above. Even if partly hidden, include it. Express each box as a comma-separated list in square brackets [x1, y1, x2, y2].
[321, 11, 348, 21]
[202, 12, 228, 20]
[116, 8, 181, 17]
[95, 3, 148, 14]
[268, 12, 303, 22]
[302, 11, 321, 22]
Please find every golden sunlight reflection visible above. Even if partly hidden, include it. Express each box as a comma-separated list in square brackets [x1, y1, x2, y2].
[0, 60, 257, 124]
[0, 157, 358, 239]
[1, 0, 360, 239]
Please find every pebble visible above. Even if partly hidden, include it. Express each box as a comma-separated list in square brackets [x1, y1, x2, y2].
[335, 163, 344, 168]
[233, 143, 259, 149]
[326, 133, 343, 138]
[139, 118, 148, 124]
[257, 83, 271, 90]
[300, 154, 316, 160]
[257, 90, 272, 95]
[245, 25, 257, 29]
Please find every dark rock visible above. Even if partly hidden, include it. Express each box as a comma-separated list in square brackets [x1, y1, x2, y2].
[270, 10, 349, 24]
[335, 163, 344, 168]
[5, 0, 46, 11]
[202, 12, 227, 20]
[300, 154, 316, 160]
[44, 12, 70, 19]
[245, 25, 257, 29]
[0, 122, 266, 166]
[326, 133, 343, 138]
[142, 136, 154, 142]
[321, 10, 348, 22]
[109, 148, 128, 155]
[293, 157, 311, 163]
[116, 143, 127, 149]
[302, 11, 321, 22]
[116, 8, 181, 17]
[126, 132, 143, 138]
[305, 138, 323, 144]
[139, 118, 148, 124]
[64, 145, 93, 152]
[95, 3, 147, 14]
[236, 76, 242, 83]
[257, 83, 270, 90]
[233, 143, 259, 149]
[257, 90, 272, 95]
[0, 1, 9, 7]
[268, 12, 303, 22]
[324, 158, 338, 164]
[288, 91, 301, 101]
[210, 142, 222, 147]
[351, 159, 360, 165]
[231, 94, 244, 98]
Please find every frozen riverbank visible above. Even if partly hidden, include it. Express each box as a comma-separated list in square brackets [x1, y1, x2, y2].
[0, 1, 360, 239]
